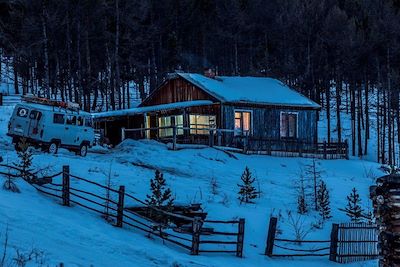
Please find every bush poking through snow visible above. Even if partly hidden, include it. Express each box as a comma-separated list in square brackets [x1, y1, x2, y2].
[344, 187, 364, 223]
[2, 178, 20, 193]
[237, 166, 258, 204]
[14, 138, 33, 182]
[286, 211, 312, 244]
[210, 177, 219, 196]
[317, 180, 331, 221]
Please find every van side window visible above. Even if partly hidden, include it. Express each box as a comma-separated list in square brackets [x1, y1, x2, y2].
[29, 110, 42, 120]
[77, 117, 84, 126]
[17, 107, 29, 118]
[53, 114, 65, 124]
[85, 117, 93, 127]
[66, 115, 77, 125]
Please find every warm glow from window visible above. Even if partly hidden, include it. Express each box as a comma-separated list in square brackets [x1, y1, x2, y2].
[234, 111, 251, 135]
[280, 112, 297, 138]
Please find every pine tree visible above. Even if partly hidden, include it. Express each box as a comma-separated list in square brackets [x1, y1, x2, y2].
[345, 188, 364, 223]
[317, 180, 331, 220]
[295, 170, 308, 214]
[304, 159, 324, 211]
[14, 138, 33, 181]
[297, 194, 307, 214]
[237, 166, 258, 204]
[146, 170, 174, 209]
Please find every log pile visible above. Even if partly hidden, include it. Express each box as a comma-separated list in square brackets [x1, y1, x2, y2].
[370, 174, 400, 267]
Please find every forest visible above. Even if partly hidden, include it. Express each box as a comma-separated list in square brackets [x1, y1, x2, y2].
[0, 0, 400, 164]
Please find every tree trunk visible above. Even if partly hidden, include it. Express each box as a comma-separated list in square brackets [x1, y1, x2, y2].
[41, 1, 50, 99]
[336, 76, 342, 143]
[13, 59, 19, 95]
[114, 0, 121, 110]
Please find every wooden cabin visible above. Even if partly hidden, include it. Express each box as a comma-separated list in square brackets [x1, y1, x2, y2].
[94, 72, 321, 152]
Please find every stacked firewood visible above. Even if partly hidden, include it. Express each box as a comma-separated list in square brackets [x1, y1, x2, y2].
[370, 174, 400, 267]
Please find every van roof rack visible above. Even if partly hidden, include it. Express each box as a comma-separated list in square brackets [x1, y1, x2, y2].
[22, 96, 81, 112]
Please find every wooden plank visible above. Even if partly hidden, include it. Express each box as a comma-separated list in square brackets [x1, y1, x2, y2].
[191, 217, 202, 255]
[329, 224, 339, 262]
[265, 217, 277, 256]
[62, 165, 70, 206]
[236, 218, 245, 257]
[116, 185, 125, 227]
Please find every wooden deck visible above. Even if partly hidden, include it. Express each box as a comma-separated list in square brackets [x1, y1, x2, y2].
[120, 126, 349, 159]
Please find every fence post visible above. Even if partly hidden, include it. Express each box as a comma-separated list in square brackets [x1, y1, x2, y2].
[265, 217, 278, 256]
[209, 129, 214, 147]
[217, 130, 222, 146]
[323, 141, 327, 160]
[116, 185, 125, 227]
[329, 223, 339, 262]
[243, 132, 249, 154]
[62, 165, 70, 207]
[345, 139, 349, 159]
[121, 127, 126, 141]
[236, 218, 245, 257]
[0, 93, 3, 106]
[172, 126, 177, 151]
[191, 217, 202, 255]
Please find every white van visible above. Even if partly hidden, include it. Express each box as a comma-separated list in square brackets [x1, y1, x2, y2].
[7, 98, 94, 157]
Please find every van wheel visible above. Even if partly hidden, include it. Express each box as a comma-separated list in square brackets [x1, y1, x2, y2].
[79, 144, 88, 157]
[48, 142, 58, 154]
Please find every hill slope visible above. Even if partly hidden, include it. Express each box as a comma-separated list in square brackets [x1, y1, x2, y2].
[0, 104, 382, 267]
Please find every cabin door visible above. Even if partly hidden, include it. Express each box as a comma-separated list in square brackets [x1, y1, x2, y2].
[145, 115, 151, 139]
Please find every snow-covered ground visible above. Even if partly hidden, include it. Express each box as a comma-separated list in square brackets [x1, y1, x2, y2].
[0, 103, 383, 266]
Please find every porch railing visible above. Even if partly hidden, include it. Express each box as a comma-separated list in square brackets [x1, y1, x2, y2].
[120, 126, 349, 160]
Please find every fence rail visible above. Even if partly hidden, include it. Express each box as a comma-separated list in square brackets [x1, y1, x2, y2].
[121, 126, 349, 160]
[0, 164, 245, 258]
[265, 217, 378, 263]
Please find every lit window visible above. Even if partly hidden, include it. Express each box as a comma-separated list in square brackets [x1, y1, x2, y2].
[234, 111, 252, 136]
[189, 115, 216, 135]
[158, 115, 184, 137]
[280, 112, 297, 138]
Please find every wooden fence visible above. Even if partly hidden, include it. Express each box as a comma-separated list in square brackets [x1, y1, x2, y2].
[265, 217, 378, 263]
[121, 126, 349, 160]
[0, 164, 245, 257]
[0, 94, 21, 106]
[330, 223, 379, 263]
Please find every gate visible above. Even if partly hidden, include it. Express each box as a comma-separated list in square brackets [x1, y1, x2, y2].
[330, 223, 378, 263]
[266, 217, 379, 263]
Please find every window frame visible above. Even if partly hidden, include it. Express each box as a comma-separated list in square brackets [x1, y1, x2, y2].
[29, 110, 42, 120]
[189, 114, 217, 135]
[158, 115, 184, 137]
[66, 115, 77, 126]
[53, 114, 65, 125]
[234, 109, 253, 136]
[280, 111, 298, 139]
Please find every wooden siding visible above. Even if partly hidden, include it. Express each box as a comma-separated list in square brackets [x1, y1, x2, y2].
[142, 77, 219, 106]
[222, 104, 318, 146]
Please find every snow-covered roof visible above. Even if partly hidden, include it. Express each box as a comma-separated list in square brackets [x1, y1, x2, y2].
[176, 73, 320, 109]
[92, 100, 214, 119]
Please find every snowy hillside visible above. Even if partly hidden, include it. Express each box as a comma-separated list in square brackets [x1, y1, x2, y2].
[0, 104, 383, 266]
